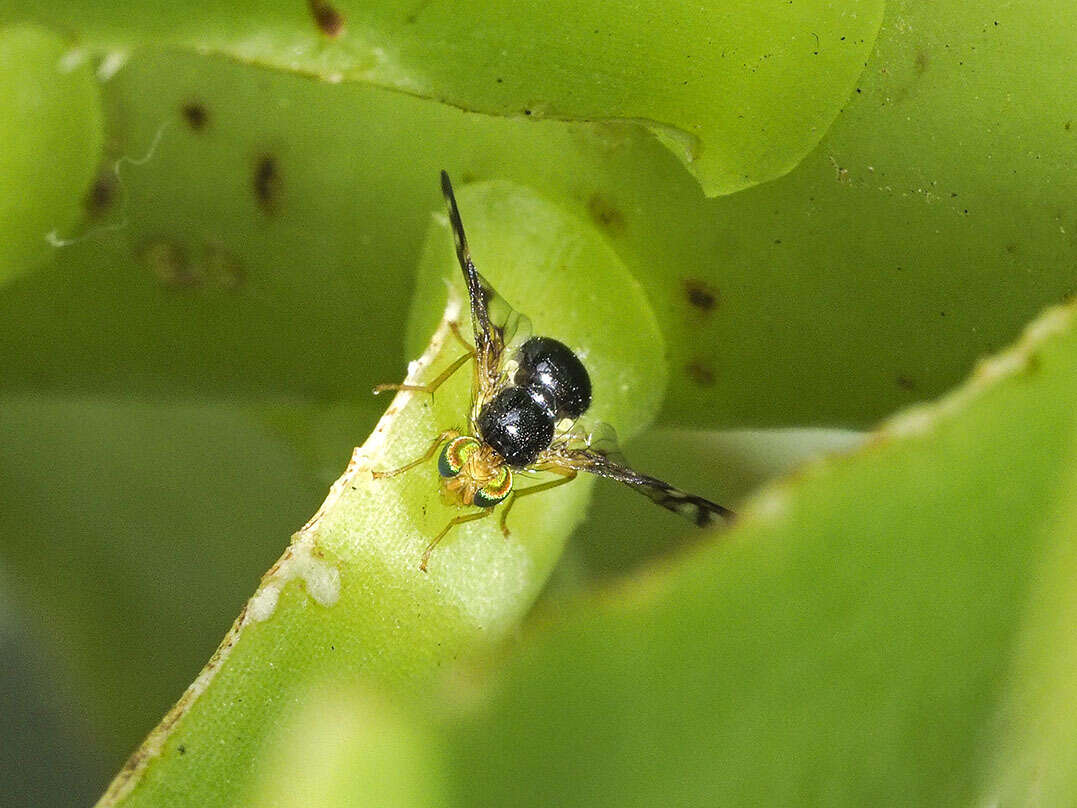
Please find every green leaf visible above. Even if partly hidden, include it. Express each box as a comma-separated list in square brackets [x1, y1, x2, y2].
[2, 9, 1072, 427]
[0, 24, 102, 283]
[0, 0, 885, 196]
[445, 301, 1077, 806]
[983, 448, 1077, 804]
[0, 0, 1073, 795]
[94, 180, 660, 807]
[566, 427, 864, 581]
[249, 685, 448, 808]
[0, 395, 335, 761]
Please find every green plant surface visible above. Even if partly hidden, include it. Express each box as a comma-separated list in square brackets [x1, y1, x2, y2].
[0, 395, 337, 758]
[0, 0, 886, 197]
[249, 685, 449, 808]
[443, 301, 1077, 807]
[0, 24, 101, 283]
[565, 427, 864, 581]
[93, 180, 664, 807]
[2, 0, 1073, 429]
[0, 0, 1073, 802]
[985, 452, 1077, 805]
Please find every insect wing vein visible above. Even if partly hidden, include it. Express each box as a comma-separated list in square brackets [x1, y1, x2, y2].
[538, 426, 734, 528]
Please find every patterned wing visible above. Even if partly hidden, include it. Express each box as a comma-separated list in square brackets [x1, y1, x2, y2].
[538, 421, 735, 527]
[440, 171, 530, 413]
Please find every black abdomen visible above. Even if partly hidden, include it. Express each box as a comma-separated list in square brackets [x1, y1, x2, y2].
[514, 337, 592, 420]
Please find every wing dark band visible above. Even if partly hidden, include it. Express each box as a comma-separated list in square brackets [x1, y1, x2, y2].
[440, 170, 495, 358]
[556, 448, 735, 528]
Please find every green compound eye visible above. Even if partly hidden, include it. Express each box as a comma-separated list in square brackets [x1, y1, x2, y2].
[474, 466, 513, 508]
[438, 436, 480, 478]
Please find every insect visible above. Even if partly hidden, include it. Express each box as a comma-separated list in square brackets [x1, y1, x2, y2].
[374, 171, 734, 571]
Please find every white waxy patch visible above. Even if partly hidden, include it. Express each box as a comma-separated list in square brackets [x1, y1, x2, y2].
[96, 51, 129, 81]
[885, 404, 936, 438]
[58, 48, 87, 73]
[248, 543, 341, 623]
[750, 485, 789, 521]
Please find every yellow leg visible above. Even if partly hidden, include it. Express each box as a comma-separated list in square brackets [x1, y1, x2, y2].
[448, 321, 472, 352]
[371, 429, 460, 479]
[372, 350, 473, 395]
[498, 468, 578, 538]
[421, 508, 494, 572]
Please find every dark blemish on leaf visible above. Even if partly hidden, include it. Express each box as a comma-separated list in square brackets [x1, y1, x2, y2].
[686, 359, 716, 387]
[181, 102, 209, 131]
[587, 193, 625, 235]
[896, 375, 916, 391]
[915, 50, 929, 74]
[404, 0, 431, 23]
[202, 243, 245, 290]
[178, 745, 186, 756]
[308, 0, 345, 37]
[523, 109, 532, 116]
[683, 278, 719, 313]
[253, 154, 281, 213]
[1006, 242, 1018, 254]
[85, 174, 116, 216]
[1065, 121, 1072, 131]
[142, 240, 199, 288]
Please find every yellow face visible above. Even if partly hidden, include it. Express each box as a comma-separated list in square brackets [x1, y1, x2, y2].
[437, 435, 513, 508]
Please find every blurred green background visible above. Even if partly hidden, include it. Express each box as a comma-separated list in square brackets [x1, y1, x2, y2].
[1, 0, 1075, 805]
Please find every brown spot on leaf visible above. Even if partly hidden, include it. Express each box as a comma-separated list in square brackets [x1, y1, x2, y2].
[142, 240, 199, 288]
[308, 0, 345, 36]
[915, 50, 929, 74]
[683, 278, 719, 313]
[686, 358, 716, 386]
[85, 174, 116, 216]
[181, 102, 209, 131]
[253, 154, 281, 213]
[896, 375, 916, 391]
[202, 243, 245, 290]
[587, 193, 625, 235]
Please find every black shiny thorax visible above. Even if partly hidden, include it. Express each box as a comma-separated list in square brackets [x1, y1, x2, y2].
[477, 337, 593, 468]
